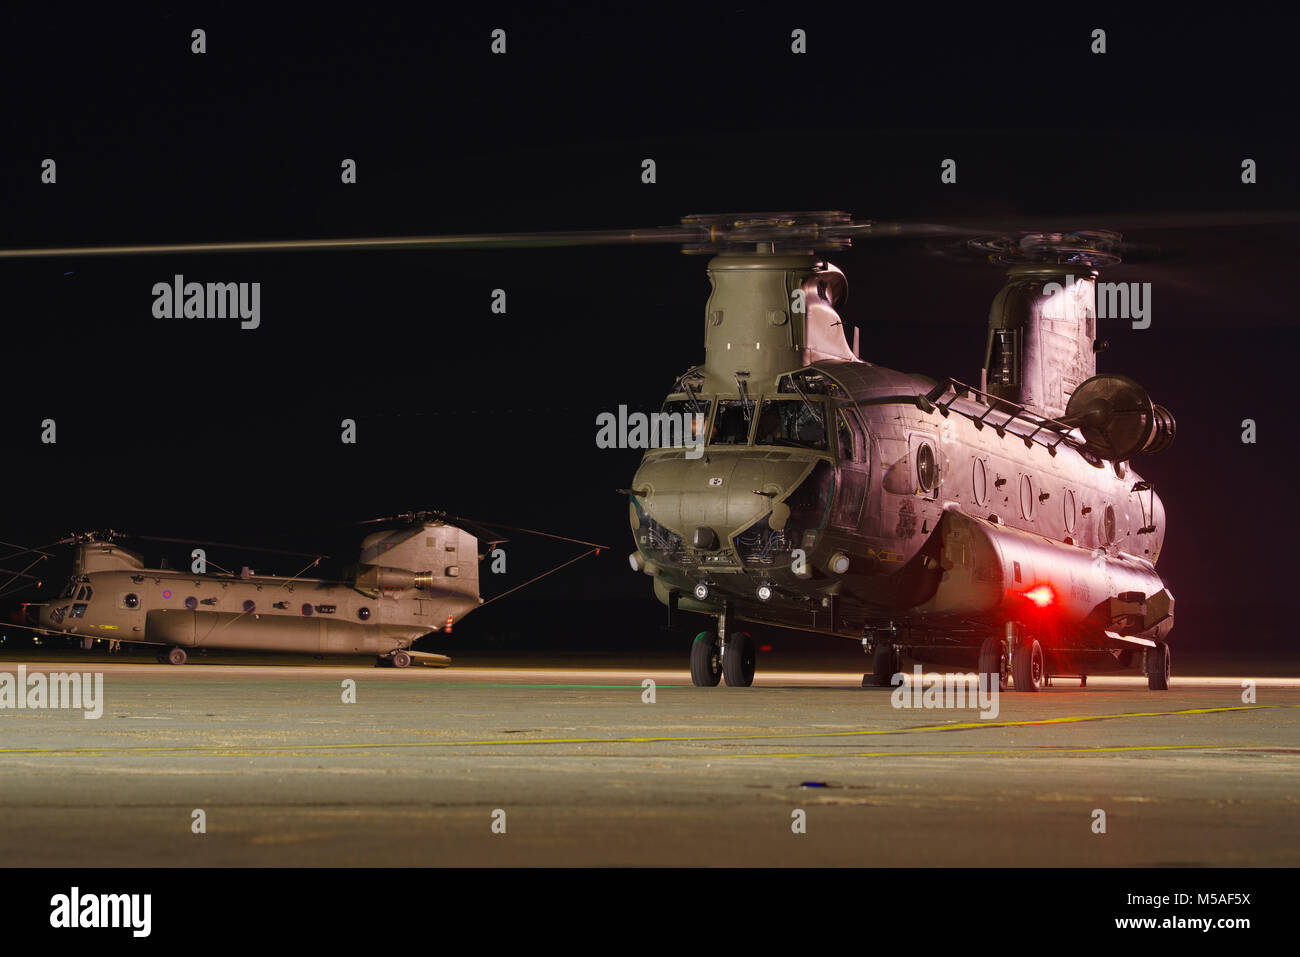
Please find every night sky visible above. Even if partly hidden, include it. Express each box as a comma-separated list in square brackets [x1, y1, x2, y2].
[0, 8, 1295, 655]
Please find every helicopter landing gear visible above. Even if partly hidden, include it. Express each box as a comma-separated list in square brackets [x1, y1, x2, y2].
[377, 650, 412, 668]
[1146, 641, 1171, 691]
[977, 634, 1008, 692]
[722, 631, 756, 687]
[1012, 637, 1045, 692]
[689, 631, 722, 686]
[160, 646, 187, 666]
[861, 626, 901, 687]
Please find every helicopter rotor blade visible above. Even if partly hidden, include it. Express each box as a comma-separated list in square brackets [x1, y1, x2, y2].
[2, 208, 1292, 263]
[117, 534, 328, 560]
[0, 228, 704, 259]
[0, 213, 987, 261]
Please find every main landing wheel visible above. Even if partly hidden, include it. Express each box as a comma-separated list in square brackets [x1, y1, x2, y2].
[864, 642, 900, 687]
[1146, 641, 1171, 691]
[391, 650, 412, 669]
[690, 632, 722, 687]
[1012, 638, 1044, 692]
[977, 635, 1008, 692]
[723, 631, 756, 687]
[166, 647, 187, 666]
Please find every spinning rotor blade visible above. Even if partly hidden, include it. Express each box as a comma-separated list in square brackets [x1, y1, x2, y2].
[0, 212, 984, 260]
[3, 208, 1292, 266]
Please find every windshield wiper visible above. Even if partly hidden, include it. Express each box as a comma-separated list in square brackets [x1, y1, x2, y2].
[789, 375, 824, 427]
[734, 372, 753, 421]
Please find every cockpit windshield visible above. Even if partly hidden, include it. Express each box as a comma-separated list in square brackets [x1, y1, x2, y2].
[660, 398, 710, 447]
[754, 397, 828, 450]
[708, 400, 752, 445]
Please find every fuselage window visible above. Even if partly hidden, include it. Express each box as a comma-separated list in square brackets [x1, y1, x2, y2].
[754, 398, 827, 451]
[708, 400, 752, 446]
[972, 458, 989, 506]
[1020, 474, 1036, 520]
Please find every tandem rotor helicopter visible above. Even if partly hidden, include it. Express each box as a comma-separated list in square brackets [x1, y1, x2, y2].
[4, 513, 604, 666]
[1, 210, 1211, 687]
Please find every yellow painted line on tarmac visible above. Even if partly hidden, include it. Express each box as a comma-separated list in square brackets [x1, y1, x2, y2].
[731, 743, 1251, 759]
[0, 705, 1289, 757]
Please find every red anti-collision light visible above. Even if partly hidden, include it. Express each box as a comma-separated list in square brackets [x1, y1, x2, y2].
[1023, 585, 1055, 607]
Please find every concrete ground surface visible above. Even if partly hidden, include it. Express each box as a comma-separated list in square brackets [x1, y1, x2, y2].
[0, 654, 1296, 866]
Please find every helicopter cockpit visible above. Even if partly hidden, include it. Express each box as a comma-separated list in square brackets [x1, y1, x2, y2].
[58, 577, 93, 601]
[663, 394, 831, 452]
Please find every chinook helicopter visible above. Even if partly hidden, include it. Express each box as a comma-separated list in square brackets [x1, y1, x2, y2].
[2, 211, 1187, 688]
[622, 216, 1176, 692]
[14, 513, 602, 666]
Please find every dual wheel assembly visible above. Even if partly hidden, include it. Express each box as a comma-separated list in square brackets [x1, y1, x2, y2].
[976, 633, 1172, 691]
[690, 631, 756, 687]
[976, 635, 1049, 692]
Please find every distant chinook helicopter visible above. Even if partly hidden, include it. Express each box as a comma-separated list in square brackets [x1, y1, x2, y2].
[2, 210, 1199, 687]
[15, 513, 602, 666]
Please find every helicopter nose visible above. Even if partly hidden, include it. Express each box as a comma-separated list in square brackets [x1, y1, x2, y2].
[631, 451, 817, 542]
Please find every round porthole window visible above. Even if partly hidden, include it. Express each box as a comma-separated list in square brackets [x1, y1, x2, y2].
[1020, 474, 1036, 520]
[184, 596, 198, 610]
[242, 600, 256, 614]
[916, 443, 937, 492]
[123, 593, 139, 609]
[1103, 504, 1116, 544]
[1063, 489, 1077, 534]
[301, 603, 314, 616]
[357, 607, 371, 621]
[971, 458, 988, 506]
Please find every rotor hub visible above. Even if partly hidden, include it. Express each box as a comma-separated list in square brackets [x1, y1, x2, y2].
[965, 229, 1124, 267]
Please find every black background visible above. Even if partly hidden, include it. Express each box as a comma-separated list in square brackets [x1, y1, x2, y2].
[0, 6, 1296, 657]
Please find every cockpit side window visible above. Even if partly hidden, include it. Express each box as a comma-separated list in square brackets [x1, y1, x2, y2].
[754, 398, 828, 451]
[837, 410, 861, 463]
[708, 400, 752, 445]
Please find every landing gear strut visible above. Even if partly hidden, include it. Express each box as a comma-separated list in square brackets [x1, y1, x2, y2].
[861, 625, 901, 687]
[691, 603, 757, 687]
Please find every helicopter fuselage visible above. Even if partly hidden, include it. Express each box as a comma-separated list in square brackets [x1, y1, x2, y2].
[626, 249, 1175, 686]
[629, 358, 1171, 673]
[30, 522, 482, 662]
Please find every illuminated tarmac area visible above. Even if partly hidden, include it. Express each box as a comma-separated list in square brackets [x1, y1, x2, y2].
[0, 662, 1297, 866]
